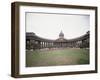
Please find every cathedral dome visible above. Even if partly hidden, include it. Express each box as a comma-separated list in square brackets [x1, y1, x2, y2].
[59, 30, 64, 38]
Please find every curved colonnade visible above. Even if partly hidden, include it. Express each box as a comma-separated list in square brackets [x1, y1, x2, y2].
[26, 32, 89, 50]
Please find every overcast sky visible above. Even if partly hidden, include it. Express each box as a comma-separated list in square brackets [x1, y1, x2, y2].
[26, 12, 90, 39]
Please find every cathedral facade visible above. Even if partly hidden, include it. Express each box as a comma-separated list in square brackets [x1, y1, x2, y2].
[26, 31, 89, 50]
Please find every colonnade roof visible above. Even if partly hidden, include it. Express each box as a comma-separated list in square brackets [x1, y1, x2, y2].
[26, 32, 54, 42]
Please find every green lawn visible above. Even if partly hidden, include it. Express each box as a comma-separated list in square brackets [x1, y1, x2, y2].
[26, 48, 89, 67]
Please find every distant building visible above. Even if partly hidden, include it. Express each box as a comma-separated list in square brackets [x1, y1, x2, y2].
[26, 31, 89, 50]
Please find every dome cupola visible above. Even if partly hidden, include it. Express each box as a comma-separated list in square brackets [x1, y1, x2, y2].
[59, 30, 64, 38]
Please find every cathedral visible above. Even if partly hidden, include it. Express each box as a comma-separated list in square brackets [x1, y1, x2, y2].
[26, 31, 89, 50]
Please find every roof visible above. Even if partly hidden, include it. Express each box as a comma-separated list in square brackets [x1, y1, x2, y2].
[55, 38, 67, 42]
[26, 32, 54, 42]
